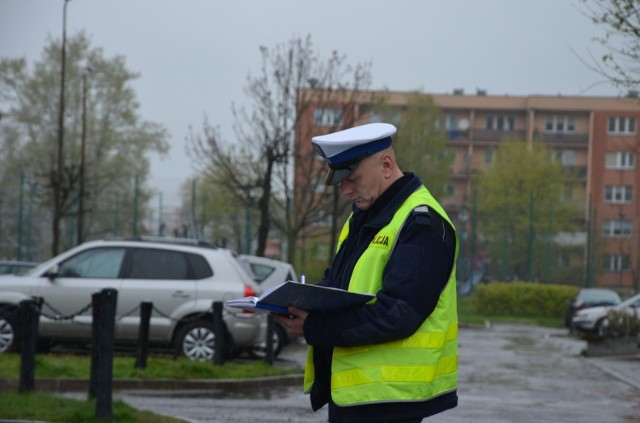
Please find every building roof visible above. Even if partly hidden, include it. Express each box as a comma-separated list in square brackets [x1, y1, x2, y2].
[374, 90, 640, 112]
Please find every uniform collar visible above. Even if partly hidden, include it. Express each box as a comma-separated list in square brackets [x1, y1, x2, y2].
[353, 173, 422, 227]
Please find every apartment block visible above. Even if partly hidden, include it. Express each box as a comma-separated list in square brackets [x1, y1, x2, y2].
[295, 90, 640, 291]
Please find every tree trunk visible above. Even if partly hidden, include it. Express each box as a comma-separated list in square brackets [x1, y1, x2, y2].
[256, 160, 274, 257]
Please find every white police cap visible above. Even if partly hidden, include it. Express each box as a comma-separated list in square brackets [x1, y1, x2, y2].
[312, 123, 397, 185]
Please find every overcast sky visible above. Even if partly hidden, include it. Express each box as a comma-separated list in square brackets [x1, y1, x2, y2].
[0, 0, 620, 208]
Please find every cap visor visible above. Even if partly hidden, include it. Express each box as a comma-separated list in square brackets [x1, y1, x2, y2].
[325, 167, 355, 185]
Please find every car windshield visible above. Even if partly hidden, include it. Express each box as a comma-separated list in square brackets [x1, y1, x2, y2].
[581, 290, 620, 303]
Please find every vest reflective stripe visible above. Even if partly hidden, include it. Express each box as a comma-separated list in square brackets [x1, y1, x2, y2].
[332, 354, 458, 389]
[332, 322, 458, 357]
[304, 185, 459, 406]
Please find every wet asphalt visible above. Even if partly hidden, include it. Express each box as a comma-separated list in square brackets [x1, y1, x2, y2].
[54, 323, 640, 423]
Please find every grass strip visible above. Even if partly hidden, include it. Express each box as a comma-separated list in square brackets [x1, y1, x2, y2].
[0, 353, 300, 379]
[0, 391, 187, 423]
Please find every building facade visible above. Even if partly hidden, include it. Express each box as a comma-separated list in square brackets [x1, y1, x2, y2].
[295, 90, 640, 292]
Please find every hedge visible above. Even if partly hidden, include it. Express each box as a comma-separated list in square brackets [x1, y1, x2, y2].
[472, 281, 579, 318]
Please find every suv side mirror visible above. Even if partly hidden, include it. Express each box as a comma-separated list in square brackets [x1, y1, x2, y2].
[45, 264, 60, 280]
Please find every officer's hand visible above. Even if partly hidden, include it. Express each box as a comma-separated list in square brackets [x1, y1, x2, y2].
[274, 306, 308, 337]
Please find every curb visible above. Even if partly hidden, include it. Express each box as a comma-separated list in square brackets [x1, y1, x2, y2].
[588, 357, 640, 392]
[0, 374, 304, 393]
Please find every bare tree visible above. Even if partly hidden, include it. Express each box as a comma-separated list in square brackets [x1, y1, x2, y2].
[188, 35, 372, 262]
[581, 0, 640, 90]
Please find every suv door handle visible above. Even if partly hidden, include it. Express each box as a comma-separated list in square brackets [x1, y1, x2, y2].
[171, 290, 190, 299]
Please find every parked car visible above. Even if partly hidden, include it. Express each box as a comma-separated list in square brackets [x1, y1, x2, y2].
[239, 254, 298, 290]
[565, 288, 621, 332]
[0, 260, 39, 275]
[238, 254, 300, 356]
[572, 292, 640, 335]
[0, 239, 263, 360]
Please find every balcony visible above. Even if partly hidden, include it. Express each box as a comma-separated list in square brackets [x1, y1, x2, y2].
[472, 129, 527, 142]
[447, 129, 470, 141]
[533, 131, 589, 145]
[561, 165, 587, 179]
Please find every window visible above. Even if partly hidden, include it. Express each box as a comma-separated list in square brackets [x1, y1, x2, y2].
[602, 254, 630, 272]
[552, 149, 576, 166]
[563, 150, 575, 166]
[605, 152, 635, 170]
[485, 115, 515, 131]
[605, 185, 633, 204]
[484, 149, 495, 164]
[249, 263, 275, 283]
[128, 249, 206, 280]
[544, 115, 576, 132]
[314, 108, 343, 126]
[608, 116, 636, 134]
[445, 114, 457, 130]
[602, 219, 632, 237]
[58, 248, 126, 278]
[187, 254, 214, 279]
[369, 110, 401, 124]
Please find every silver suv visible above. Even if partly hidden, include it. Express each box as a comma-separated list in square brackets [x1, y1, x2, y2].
[0, 239, 263, 360]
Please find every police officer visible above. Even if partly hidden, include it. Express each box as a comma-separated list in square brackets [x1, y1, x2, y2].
[276, 122, 458, 423]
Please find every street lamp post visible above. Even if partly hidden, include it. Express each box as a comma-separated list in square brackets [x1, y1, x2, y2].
[53, 0, 71, 255]
[77, 66, 90, 245]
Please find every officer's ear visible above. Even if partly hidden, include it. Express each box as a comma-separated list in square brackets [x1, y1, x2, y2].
[380, 153, 394, 176]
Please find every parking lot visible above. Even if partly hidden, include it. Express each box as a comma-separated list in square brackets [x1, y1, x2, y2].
[102, 323, 640, 423]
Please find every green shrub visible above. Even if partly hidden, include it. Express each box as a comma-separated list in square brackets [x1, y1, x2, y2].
[595, 309, 640, 339]
[473, 281, 578, 318]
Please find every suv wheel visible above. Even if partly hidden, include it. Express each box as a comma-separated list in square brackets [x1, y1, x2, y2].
[175, 320, 228, 361]
[0, 310, 18, 353]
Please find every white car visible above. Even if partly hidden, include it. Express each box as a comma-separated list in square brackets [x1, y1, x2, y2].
[0, 239, 263, 360]
[239, 254, 298, 290]
[238, 254, 300, 355]
[572, 292, 640, 335]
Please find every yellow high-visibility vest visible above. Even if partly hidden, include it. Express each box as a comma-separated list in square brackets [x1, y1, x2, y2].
[304, 185, 459, 406]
